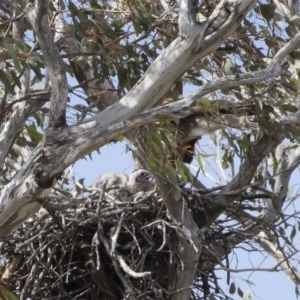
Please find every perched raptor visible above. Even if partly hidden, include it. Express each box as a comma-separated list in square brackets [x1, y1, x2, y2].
[92, 169, 155, 202]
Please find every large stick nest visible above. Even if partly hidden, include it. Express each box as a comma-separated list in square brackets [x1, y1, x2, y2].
[1, 186, 234, 300]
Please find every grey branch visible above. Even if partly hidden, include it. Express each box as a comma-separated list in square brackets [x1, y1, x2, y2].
[26, 0, 68, 128]
[256, 231, 300, 284]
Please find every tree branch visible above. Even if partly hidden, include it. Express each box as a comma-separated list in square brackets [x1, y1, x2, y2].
[179, 0, 198, 37]
[81, 0, 257, 127]
[52, 0, 119, 109]
[199, 144, 300, 286]
[26, 0, 68, 128]
[0, 1, 43, 171]
[0, 49, 294, 242]
[256, 231, 300, 284]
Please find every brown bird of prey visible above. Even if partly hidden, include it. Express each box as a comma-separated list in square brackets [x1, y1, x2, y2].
[92, 169, 155, 202]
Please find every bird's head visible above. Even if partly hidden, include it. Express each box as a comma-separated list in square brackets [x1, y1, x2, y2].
[135, 170, 154, 183]
[128, 169, 155, 193]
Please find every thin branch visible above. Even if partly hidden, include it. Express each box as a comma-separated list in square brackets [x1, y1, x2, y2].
[256, 231, 300, 284]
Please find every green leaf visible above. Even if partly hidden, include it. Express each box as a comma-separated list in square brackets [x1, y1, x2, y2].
[290, 226, 296, 241]
[0, 70, 11, 96]
[130, 10, 142, 35]
[237, 287, 244, 298]
[26, 125, 43, 143]
[295, 284, 300, 297]
[10, 71, 21, 90]
[229, 282, 236, 294]
[149, 133, 165, 156]
[4, 39, 22, 73]
[288, 126, 300, 137]
[280, 104, 298, 113]
[0, 284, 19, 300]
[176, 161, 192, 183]
[196, 153, 205, 175]
[68, 1, 79, 14]
[198, 97, 211, 108]
[260, 4, 276, 23]
[159, 130, 173, 149]
[279, 226, 285, 236]
[148, 151, 157, 170]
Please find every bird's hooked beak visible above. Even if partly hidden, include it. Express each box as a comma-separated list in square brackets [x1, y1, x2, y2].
[136, 172, 155, 185]
[144, 174, 155, 184]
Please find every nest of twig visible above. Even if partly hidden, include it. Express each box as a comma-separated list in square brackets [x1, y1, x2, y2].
[0, 187, 233, 300]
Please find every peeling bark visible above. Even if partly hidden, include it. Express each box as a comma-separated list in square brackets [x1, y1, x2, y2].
[26, 0, 68, 128]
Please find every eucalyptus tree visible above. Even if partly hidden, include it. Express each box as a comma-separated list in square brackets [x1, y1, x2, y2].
[1, 0, 300, 299]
